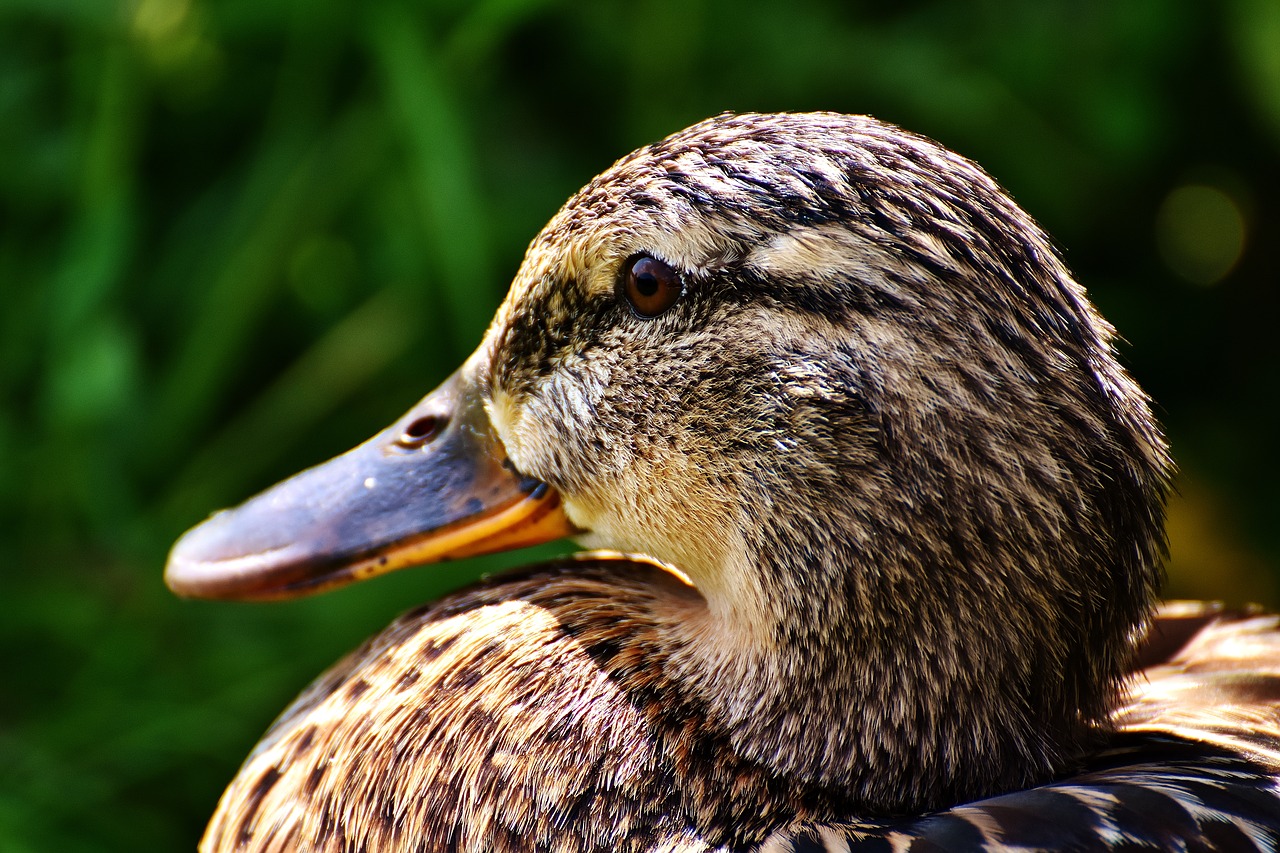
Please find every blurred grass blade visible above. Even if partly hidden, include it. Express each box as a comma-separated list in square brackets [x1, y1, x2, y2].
[160, 287, 418, 524]
[444, 0, 561, 67]
[366, 3, 494, 344]
[145, 107, 386, 476]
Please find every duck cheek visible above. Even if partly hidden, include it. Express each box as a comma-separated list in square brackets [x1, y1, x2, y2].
[566, 458, 737, 575]
[495, 385, 622, 494]
[555, 478, 654, 556]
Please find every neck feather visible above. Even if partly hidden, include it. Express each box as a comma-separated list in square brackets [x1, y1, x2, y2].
[660, 516, 1112, 815]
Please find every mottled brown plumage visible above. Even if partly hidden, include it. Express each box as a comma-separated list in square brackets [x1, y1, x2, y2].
[172, 113, 1280, 851]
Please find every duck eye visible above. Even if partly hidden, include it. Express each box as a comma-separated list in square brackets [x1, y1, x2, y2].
[621, 254, 683, 318]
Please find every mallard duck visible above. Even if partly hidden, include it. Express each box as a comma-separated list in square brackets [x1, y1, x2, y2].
[167, 112, 1280, 851]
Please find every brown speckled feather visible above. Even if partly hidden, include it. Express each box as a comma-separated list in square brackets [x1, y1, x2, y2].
[212, 563, 690, 851]
[208, 560, 843, 851]
[209, 588, 1280, 852]
[1116, 603, 1280, 769]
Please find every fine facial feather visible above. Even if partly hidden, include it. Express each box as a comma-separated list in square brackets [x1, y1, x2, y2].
[187, 112, 1280, 852]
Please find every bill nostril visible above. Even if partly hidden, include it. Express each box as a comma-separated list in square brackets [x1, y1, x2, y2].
[398, 415, 446, 448]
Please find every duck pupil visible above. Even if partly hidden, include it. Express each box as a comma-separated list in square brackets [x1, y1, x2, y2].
[624, 255, 682, 317]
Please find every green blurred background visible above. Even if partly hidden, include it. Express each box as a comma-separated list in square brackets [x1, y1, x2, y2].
[2, 0, 1279, 848]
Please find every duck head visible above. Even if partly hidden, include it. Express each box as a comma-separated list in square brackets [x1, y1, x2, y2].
[168, 112, 1171, 812]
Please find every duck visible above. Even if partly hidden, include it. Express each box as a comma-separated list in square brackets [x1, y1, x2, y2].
[166, 112, 1280, 851]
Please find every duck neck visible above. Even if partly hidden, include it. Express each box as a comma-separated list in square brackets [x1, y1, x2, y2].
[662, 518, 1104, 816]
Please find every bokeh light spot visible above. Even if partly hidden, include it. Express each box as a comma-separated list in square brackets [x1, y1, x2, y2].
[1155, 183, 1247, 286]
[132, 0, 191, 42]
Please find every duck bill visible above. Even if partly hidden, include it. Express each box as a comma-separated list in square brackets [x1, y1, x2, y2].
[165, 365, 578, 601]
